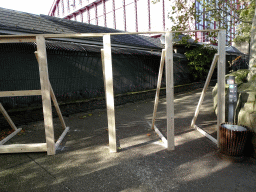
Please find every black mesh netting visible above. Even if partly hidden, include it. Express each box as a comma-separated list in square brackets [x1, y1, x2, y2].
[0, 42, 192, 129]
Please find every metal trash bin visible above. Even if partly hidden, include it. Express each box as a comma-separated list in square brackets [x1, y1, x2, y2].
[219, 123, 248, 156]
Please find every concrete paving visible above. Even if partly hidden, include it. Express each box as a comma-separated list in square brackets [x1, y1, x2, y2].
[1, 88, 256, 192]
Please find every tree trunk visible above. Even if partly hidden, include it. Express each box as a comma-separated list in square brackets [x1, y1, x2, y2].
[248, 8, 256, 81]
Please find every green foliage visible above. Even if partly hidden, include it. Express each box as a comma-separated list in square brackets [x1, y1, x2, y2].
[234, 1, 255, 43]
[153, 0, 255, 45]
[184, 45, 217, 82]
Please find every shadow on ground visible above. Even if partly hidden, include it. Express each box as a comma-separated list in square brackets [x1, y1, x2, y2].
[1, 88, 256, 192]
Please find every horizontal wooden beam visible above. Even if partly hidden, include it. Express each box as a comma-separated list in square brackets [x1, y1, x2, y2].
[0, 90, 41, 97]
[0, 29, 221, 40]
[0, 143, 47, 153]
[0, 128, 22, 145]
[0, 36, 36, 43]
[55, 127, 70, 150]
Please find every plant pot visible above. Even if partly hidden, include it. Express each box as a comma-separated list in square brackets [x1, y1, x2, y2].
[219, 123, 248, 156]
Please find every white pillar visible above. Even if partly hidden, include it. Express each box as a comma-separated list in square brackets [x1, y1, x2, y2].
[217, 30, 226, 147]
[103, 35, 117, 152]
[165, 31, 175, 150]
[36, 35, 55, 155]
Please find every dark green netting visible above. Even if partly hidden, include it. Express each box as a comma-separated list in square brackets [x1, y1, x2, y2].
[0, 42, 191, 129]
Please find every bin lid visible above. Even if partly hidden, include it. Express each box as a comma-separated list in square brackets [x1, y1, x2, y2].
[222, 124, 247, 131]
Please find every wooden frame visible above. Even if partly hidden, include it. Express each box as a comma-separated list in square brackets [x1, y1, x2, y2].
[0, 29, 226, 154]
[150, 31, 225, 148]
[190, 54, 219, 145]
[0, 36, 69, 155]
[189, 30, 226, 146]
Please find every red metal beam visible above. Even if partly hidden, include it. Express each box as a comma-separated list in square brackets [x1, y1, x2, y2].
[67, 0, 70, 14]
[148, 0, 151, 31]
[94, 3, 98, 25]
[49, 0, 61, 16]
[87, 7, 91, 24]
[80, 11, 83, 22]
[73, 0, 76, 10]
[62, 0, 64, 15]
[163, 0, 165, 30]
[103, 0, 107, 27]
[113, 0, 116, 29]
[134, 0, 138, 32]
[123, 0, 127, 31]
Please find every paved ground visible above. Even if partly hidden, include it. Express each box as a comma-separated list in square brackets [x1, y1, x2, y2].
[1, 88, 256, 192]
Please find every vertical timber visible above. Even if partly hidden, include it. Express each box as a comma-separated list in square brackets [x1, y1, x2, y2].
[36, 35, 55, 155]
[217, 30, 226, 147]
[103, 35, 117, 152]
[165, 32, 175, 150]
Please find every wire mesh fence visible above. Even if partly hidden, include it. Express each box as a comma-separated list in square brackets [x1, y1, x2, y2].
[0, 42, 191, 129]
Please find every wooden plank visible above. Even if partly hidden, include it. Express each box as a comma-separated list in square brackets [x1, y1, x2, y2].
[0, 37, 36, 43]
[35, 51, 67, 130]
[0, 128, 22, 145]
[0, 90, 41, 97]
[217, 30, 226, 147]
[148, 122, 167, 148]
[49, 85, 67, 129]
[191, 54, 219, 128]
[36, 35, 55, 155]
[193, 125, 217, 145]
[0, 30, 221, 40]
[151, 49, 166, 130]
[55, 127, 70, 150]
[103, 35, 117, 153]
[101, 49, 106, 96]
[165, 31, 175, 150]
[0, 143, 47, 153]
[0, 103, 18, 131]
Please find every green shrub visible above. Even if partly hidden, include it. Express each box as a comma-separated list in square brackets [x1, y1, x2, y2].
[185, 45, 217, 82]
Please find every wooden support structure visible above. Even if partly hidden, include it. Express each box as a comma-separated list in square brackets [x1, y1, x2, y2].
[165, 32, 175, 150]
[0, 29, 225, 155]
[0, 128, 22, 145]
[194, 125, 217, 144]
[151, 49, 166, 130]
[191, 54, 219, 128]
[0, 143, 47, 153]
[102, 35, 117, 152]
[0, 103, 18, 131]
[55, 127, 70, 150]
[217, 30, 226, 147]
[0, 90, 42, 97]
[35, 51, 67, 130]
[36, 35, 55, 155]
[148, 122, 167, 148]
[191, 31, 226, 146]
[0, 36, 69, 155]
[190, 54, 219, 145]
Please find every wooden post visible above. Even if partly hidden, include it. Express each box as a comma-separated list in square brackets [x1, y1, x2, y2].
[103, 35, 117, 152]
[165, 32, 174, 150]
[191, 54, 219, 128]
[36, 35, 55, 155]
[217, 30, 226, 147]
[35, 51, 67, 130]
[101, 49, 106, 95]
[152, 49, 166, 130]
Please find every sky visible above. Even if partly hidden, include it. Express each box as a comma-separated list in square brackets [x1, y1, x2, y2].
[0, 0, 55, 15]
